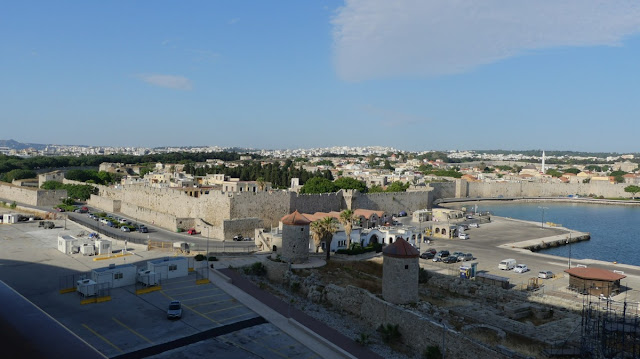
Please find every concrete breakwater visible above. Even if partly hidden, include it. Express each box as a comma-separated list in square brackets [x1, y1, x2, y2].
[524, 232, 590, 252]
[495, 216, 590, 253]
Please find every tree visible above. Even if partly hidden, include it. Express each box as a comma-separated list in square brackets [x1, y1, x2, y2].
[386, 181, 409, 192]
[1, 169, 36, 182]
[310, 221, 324, 253]
[546, 169, 563, 178]
[564, 168, 581, 174]
[625, 185, 640, 198]
[339, 209, 357, 249]
[368, 184, 384, 193]
[299, 177, 338, 194]
[310, 217, 337, 261]
[334, 177, 367, 192]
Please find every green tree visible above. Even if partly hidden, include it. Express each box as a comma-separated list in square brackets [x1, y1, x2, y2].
[299, 177, 338, 194]
[385, 181, 410, 192]
[339, 209, 357, 249]
[334, 177, 367, 192]
[313, 217, 338, 261]
[368, 184, 384, 193]
[564, 168, 581, 174]
[624, 185, 640, 198]
[1, 169, 36, 182]
[546, 169, 563, 177]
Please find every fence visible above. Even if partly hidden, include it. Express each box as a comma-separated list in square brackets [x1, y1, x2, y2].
[68, 216, 148, 245]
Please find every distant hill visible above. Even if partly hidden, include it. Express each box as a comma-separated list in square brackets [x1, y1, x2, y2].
[0, 139, 48, 150]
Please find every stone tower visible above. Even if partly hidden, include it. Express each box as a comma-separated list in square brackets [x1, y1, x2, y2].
[382, 237, 419, 304]
[279, 210, 311, 264]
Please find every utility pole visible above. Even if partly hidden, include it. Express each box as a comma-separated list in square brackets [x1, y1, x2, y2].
[538, 206, 548, 229]
[567, 232, 572, 268]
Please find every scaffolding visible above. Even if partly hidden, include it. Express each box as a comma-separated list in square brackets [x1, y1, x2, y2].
[581, 287, 640, 358]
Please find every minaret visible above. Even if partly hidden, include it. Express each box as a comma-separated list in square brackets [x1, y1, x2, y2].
[541, 151, 546, 174]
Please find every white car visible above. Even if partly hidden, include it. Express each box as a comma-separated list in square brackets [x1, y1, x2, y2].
[538, 270, 553, 279]
[458, 233, 470, 240]
[514, 264, 529, 273]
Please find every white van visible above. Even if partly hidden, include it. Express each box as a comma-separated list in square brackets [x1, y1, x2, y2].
[499, 259, 516, 270]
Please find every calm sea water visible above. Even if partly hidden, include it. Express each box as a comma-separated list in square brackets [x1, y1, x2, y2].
[448, 202, 640, 266]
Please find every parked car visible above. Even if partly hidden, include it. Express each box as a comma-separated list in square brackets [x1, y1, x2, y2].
[451, 251, 464, 260]
[538, 270, 553, 279]
[397, 211, 407, 217]
[424, 248, 437, 255]
[167, 301, 182, 319]
[499, 258, 517, 270]
[469, 223, 479, 228]
[137, 225, 148, 233]
[420, 251, 435, 259]
[187, 228, 198, 235]
[432, 250, 450, 262]
[121, 226, 131, 232]
[55, 207, 65, 212]
[233, 234, 244, 241]
[458, 253, 473, 261]
[514, 264, 529, 273]
[458, 233, 470, 240]
[442, 256, 459, 264]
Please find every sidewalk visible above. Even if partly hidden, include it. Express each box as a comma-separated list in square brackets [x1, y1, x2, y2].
[209, 267, 383, 359]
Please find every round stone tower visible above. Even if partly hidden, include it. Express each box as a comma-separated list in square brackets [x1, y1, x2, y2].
[382, 237, 419, 304]
[279, 210, 311, 264]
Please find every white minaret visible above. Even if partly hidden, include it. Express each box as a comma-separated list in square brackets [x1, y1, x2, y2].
[541, 151, 546, 174]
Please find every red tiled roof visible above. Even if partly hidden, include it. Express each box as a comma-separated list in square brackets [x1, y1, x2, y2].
[353, 209, 385, 219]
[281, 211, 311, 226]
[564, 267, 626, 281]
[382, 237, 419, 258]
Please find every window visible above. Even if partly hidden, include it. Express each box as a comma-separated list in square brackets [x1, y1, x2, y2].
[114, 272, 123, 280]
[405, 265, 408, 269]
[169, 264, 177, 271]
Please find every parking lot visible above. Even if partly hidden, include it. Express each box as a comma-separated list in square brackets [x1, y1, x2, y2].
[0, 210, 319, 358]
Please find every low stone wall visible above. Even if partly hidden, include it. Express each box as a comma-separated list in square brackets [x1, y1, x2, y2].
[323, 284, 507, 359]
[0, 181, 66, 207]
[263, 258, 289, 283]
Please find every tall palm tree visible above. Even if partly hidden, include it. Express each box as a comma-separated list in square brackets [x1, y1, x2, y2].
[310, 220, 324, 253]
[339, 209, 357, 249]
[311, 217, 338, 260]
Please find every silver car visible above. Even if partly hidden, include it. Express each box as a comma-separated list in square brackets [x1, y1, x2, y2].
[167, 301, 182, 319]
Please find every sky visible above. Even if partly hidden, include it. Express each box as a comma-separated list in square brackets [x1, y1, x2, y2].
[2, 1, 640, 152]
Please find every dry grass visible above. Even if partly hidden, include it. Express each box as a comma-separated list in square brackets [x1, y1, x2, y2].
[308, 259, 384, 294]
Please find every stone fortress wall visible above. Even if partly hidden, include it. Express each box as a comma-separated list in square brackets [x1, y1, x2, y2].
[0, 182, 66, 207]
[459, 180, 632, 199]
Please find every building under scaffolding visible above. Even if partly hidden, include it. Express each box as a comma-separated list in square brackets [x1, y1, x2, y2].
[581, 291, 640, 358]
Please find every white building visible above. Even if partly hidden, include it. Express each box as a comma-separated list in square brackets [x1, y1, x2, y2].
[147, 257, 188, 280]
[91, 263, 137, 288]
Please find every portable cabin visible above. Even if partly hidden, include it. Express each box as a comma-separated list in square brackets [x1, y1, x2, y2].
[147, 257, 188, 280]
[57, 235, 78, 254]
[91, 263, 137, 288]
[2, 213, 19, 224]
[137, 269, 160, 286]
[76, 279, 97, 297]
[94, 239, 112, 255]
[80, 243, 95, 256]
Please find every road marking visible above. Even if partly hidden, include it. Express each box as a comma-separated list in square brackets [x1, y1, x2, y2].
[166, 287, 222, 297]
[189, 298, 234, 309]
[159, 290, 220, 325]
[112, 317, 153, 344]
[82, 323, 123, 353]
[218, 311, 256, 323]
[203, 304, 244, 315]
[179, 293, 229, 302]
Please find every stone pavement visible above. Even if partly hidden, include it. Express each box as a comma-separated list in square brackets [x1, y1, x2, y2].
[209, 267, 383, 359]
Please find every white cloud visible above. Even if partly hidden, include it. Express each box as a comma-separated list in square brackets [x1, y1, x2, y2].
[332, 0, 640, 81]
[137, 74, 193, 90]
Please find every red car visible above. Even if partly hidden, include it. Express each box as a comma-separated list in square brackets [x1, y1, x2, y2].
[187, 228, 198, 235]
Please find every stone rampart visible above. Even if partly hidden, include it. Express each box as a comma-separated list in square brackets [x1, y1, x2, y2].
[351, 190, 430, 214]
[221, 218, 263, 241]
[428, 182, 456, 201]
[119, 201, 179, 230]
[230, 191, 291, 227]
[0, 182, 67, 207]
[88, 194, 121, 213]
[324, 284, 506, 359]
[467, 181, 631, 199]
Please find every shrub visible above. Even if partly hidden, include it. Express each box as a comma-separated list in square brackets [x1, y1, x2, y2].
[244, 262, 266, 276]
[10, 201, 17, 209]
[194, 254, 206, 261]
[208, 256, 218, 261]
[423, 345, 442, 359]
[377, 323, 401, 344]
[336, 243, 383, 255]
[355, 332, 371, 346]
[290, 282, 300, 293]
[418, 268, 430, 284]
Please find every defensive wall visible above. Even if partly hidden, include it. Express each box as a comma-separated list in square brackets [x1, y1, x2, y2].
[462, 180, 632, 199]
[324, 284, 508, 359]
[0, 181, 67, 207]
[349, 190, 431, 215]
[428, 182, 456, 201]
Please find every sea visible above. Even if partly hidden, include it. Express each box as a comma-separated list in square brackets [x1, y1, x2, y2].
[446, 201, 640, 266]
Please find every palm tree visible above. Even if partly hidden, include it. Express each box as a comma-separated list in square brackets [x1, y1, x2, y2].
[310, 220, 324, 253]
[310, 217, 338, 260]
[339, 209, 357, 249]
[256, 177, 266, 191]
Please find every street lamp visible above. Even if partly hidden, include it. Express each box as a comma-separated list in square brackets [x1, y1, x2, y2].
[538, 206, 548, 229]
[566, 232, 572, 268]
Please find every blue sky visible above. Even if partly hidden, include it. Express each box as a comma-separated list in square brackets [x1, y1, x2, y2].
[2, 1, 640, 152]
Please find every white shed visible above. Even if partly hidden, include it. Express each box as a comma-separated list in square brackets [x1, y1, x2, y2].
[91, 263, 137, 288]
[57, 235, 78, 254]
[137, 269, 160, 286]
[2, 213, 19, 224]
[147, 257, 188, 280]
[77, 279, 97, 297]
[95, 239, 112, 255]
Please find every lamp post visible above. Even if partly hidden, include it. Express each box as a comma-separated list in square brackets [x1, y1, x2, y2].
[538, 206, 548, 229]
[566, 232, 572, 268]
